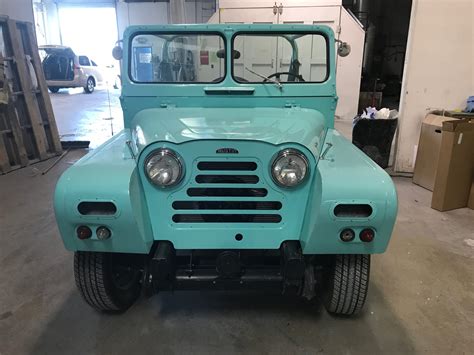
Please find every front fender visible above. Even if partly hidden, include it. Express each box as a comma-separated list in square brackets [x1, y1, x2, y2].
[54, 131, 153, 253]
[301, 129, 398, 254]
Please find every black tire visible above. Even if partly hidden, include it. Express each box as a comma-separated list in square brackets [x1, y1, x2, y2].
[84, 77, 95, 93]
[323, 254, 370, 316]
[74, 251, 141, 313]
[49, 86, 60, 93]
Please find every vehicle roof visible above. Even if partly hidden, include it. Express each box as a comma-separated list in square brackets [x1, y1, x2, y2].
[39, 45, 72, 50]
[39, 46, 92, 58]
[123, 23, 334, 36]
[39, 45, 77, 57]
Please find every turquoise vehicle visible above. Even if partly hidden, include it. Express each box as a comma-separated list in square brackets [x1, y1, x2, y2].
[54, 24, 397, 316]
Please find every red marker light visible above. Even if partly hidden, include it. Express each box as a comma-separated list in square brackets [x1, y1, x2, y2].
[360, 228, 375, 242]
[77, 226, 92, 240]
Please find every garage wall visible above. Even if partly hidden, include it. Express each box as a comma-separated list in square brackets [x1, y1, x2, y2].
[184, 0, 216, 24]
[116, 2, 169, 38]
[38, 1, 62, 45]
[0, 0, 35, 22]
[32, 1, 215, 45]
[395, 0, 474, 172]
[116, 1, 216, 39]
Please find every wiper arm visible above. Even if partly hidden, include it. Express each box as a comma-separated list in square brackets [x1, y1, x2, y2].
[245, 67, 282, 89]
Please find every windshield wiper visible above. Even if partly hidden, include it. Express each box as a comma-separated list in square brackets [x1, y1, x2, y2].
[245, 67, 282, 89]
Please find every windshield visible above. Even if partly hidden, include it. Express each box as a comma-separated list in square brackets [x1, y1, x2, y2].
[232, 33, 328, 83]
[130, 33, 225, 83]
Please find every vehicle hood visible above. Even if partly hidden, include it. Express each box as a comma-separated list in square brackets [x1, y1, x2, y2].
[131, 107, 327, 158]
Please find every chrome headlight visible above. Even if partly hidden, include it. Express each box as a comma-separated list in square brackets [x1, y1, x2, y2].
[271, 149, 309, 187]
[144, 148, 184, 187]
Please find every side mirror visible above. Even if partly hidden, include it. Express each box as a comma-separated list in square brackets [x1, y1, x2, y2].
[112, 46, 123, 60]
[337, 41, 351, 57]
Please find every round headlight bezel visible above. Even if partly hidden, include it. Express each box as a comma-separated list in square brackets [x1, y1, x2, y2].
[271, 148, 309, 188]
[144, 148, 184, 188]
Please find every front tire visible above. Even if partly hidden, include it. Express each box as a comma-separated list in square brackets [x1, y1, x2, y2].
[323, 254, 370, 316]
[49, 86, 60, 93]
[74, 252, 141, 313]
[84, 77, 95, 93]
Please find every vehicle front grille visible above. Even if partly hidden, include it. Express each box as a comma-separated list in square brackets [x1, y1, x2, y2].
[172, 160, 283, 224]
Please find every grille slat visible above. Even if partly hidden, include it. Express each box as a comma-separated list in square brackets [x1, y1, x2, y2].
[187, 188, 267, 197]
[196, 175, 259, 184]
[172, 201, 282, 210]
[172, 214, 282, 223]
[197, 161, 257, 171]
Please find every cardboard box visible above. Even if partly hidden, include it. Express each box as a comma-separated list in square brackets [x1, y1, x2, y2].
[431, 119, 474, 211]
[413, 114, 455, 190]
[468, 179, 474, 210]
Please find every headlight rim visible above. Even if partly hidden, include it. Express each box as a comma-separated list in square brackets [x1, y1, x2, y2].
[144, 148, 184, 188]
[270, 148, 310, 188]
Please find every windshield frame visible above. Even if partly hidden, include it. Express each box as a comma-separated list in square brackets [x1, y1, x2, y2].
[230, 31, 330, 85]
[128, 31, 227, 84]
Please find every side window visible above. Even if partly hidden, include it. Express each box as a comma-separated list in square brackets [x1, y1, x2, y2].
[79, 56, 91, 66]
[91, 60, 98, 66]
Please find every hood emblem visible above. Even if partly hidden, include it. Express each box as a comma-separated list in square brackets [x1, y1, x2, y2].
[216, 148, 239, 154]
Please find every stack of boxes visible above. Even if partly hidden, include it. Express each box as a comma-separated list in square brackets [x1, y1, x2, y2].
[413, 113, 474, 211]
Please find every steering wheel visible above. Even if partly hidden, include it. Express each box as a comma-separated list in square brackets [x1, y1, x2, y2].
[264, 72, 305, 82]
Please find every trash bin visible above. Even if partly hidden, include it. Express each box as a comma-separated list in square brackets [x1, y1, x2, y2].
[352, 118, 398, 169]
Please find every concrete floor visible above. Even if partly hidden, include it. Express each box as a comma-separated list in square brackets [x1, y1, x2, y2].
[0, 90, 473, 354]
[52, 87, 123, 148]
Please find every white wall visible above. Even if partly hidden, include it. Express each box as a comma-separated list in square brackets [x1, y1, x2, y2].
[185, 0, 216, 24]
[0, 0, 34, 22]
[41, 1, 61, 44]
[116, 2, 169, 39]
[116, 1, 218, 38]
[395, 0, 474, 172]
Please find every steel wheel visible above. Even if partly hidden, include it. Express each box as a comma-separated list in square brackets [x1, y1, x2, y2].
[84, 77, 95, 93]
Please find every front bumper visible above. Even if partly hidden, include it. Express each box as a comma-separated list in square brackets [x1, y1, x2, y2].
[144, 241, 306, 294]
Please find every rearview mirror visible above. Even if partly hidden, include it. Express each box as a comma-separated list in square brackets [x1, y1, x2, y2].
[337, 42, 351, 57]
[112, 46, 123, 60]
[216, 49, 241, 59]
